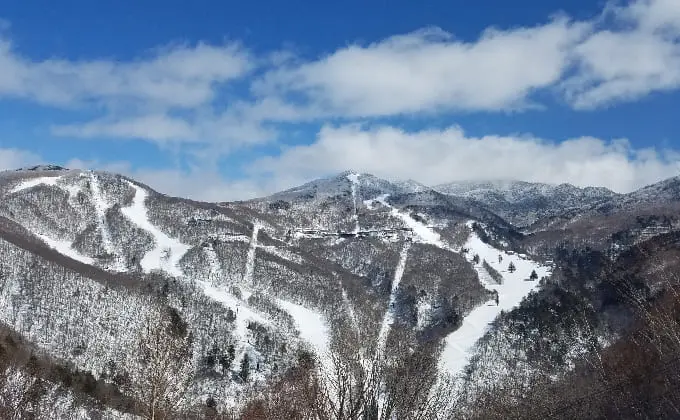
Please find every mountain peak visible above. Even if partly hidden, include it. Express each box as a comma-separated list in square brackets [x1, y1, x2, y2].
[393, 179, 431, 193]
[16, 164, 69, 172]
[257, 171, 421, 203]
[337, 169, 361, 177]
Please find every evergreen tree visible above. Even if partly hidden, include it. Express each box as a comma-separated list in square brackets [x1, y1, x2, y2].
[508, 262, 516, 273]
[529, 269, 538, 281]
[218, 344, 236, 373]
[472, 254, 480, 264]
[239, 353, 250, 382]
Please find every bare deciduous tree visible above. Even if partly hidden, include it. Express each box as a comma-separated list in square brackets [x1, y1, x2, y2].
[311, 327, 460, 420]
[133, 304, 194, 420]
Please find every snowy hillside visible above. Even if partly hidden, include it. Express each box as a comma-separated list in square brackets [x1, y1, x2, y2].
[440, 222, 552, 375]
[435, 180, 619, 227]
[0, 167, 678, 418]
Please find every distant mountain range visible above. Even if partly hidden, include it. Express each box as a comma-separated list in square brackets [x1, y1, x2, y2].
[0, 166, 678, 418]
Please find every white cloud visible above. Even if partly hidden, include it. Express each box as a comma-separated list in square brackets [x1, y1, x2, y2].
[563, 0, 680, 108]
[253, 0, 680, 115]
[0, 0, 679, 187]
[3, 0, 680, 149]
[0, 147, 42, 170]
[250, 124, 680, 193]
[130, 168, 275, 202]
[623, 0, 680, 33]
[67, 159, 285, 201]
[53, 111, 277, 149]
[0, 38, 252, 109]
[53, 115, 199, 142]
[256, 20, 589, 115]
[59, 121, 680, 201]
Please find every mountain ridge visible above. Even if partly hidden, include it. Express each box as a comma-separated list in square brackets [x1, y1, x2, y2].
[0, 166, 678, 417]
[7, 165, 677, 208]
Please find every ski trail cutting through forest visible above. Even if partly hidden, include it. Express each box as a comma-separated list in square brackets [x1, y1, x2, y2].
[199, 281, 269, 339]
[258, 245, 304, 265]
[203, 245, 221, 284]
[439, 221, 552, 376]
[243, 224, 260, 285]
[342, 288, 360, 330]
[198, 279, 271, 378]
[9, 176, 61, 194]
[36, 233, 96, 265]
[347, 173, 361, 234]
[121, 181, 189, 277]
[89, 172, 122, 270]
[376, 241, 411, 357]
[373, 194, 454, 251]
[276, 298, 330, 360]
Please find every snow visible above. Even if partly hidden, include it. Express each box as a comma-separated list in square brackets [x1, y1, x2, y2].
[10, 176, 61, 194]
[120, 181, 189, 277]
[89, 173, 123, 271]
[63, 183, 82, 199]
[258, 245, 304, 265]
[243, 224, 260, 284]
[210, 234, 250, 243]
[198, 281, 269, 339]
[373, 195, 451, 249]
[439, 221, 552, 376]
[276, 298, 330, 358]
[416, 300, 432, 330]
[347, 172, 361, 234]
[363, 198, 377, 210]
[198, 279, 275, 384]
[203, 245, 221, 283]
[376, 241, 411, 355]
[36, 234, 95, 265]
[394, 179, 430, 193]
[372, 242, 411, 415]
[200, 278, 331, 385]
[342, 288, 359, 329]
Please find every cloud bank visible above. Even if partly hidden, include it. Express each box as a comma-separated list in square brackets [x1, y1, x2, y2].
[0, 0, 679, 199]
[249, 125, 680, 195]
[0, 0, 676, 145]
[0, 148, 41, 170]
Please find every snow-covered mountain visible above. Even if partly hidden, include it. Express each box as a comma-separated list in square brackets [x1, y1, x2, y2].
[0, 167, 678, 418]
[612, 176, 680, 208]
[435, 180, 620, 227]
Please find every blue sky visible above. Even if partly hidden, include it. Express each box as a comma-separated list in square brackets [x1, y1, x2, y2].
[1, 0, 680, 200]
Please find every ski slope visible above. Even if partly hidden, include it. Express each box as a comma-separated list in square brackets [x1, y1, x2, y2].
[347, 172, 361, 234]
[203, 221, 331, 368]
[439, 222, 552, 376]
[376, 241, 411, 356]
[342, 288, 360, 330]
[203, 244, 221, 283]
[120, 181, 189, 277]
[243, 224, 260, 284]
[277, 298, 330, 358]
[88, 173, 123, 271]
[373, 194, 450, 249]
[37, 234, 95, 265]
[198, 280, 274, 382]
[10, 176, 61, 194]
[199, 281, 269, 339]
[258, 245, 305, 265]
